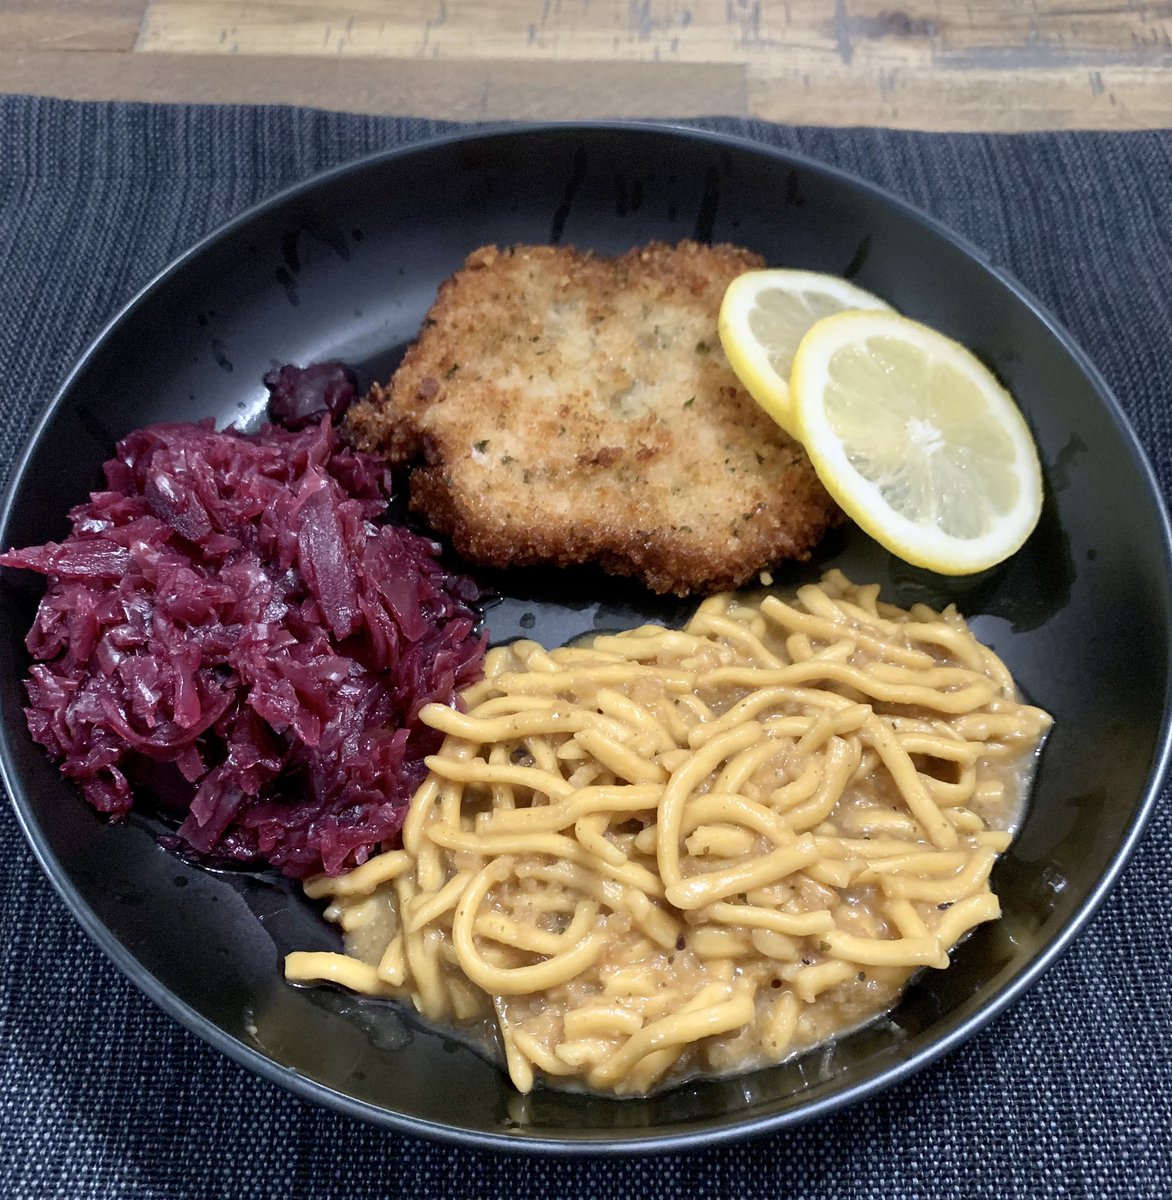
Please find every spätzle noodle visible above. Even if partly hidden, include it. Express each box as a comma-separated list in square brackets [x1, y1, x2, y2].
[285, 571, 1051, 1096]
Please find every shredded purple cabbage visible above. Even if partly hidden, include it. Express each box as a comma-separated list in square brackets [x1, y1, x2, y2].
[0, 397, 485, 878]
[263, 361, 360, 430]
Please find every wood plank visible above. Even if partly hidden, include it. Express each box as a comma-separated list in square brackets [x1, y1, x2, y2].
[135, 0, 1172, 67]
[2, 0, 1169, 130]
[135, 0, 782, 61]
[749, 61, 1172, 131]
[0, 1, 146, 53]
[0, 51, 747, 120]
[2, 44, 1169, 130]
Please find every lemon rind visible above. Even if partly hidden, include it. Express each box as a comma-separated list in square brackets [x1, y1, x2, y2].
[718, 270, 892, 440]
[791, 311, 1044, 575]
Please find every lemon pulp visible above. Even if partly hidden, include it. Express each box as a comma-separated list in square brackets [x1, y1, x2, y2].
[790, 311, 1043, 575]
[718, 270, 892, 437]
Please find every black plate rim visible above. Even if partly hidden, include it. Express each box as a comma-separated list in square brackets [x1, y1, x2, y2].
[2, 119, 1170, 1156]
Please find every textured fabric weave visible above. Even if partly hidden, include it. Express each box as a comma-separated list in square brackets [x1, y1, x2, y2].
[1, 95, 1170, 1199]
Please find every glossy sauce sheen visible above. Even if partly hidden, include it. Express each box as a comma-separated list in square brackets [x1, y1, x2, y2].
[313, 578, 1050, 1096]
[337, 739, 1043, 1091]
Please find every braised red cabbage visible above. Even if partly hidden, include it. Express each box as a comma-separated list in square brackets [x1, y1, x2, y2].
[0, 409, 485, 878]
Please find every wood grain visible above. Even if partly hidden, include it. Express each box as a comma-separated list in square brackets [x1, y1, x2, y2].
[749, 63, 1172, 131]
[2, 0, 145, 51]
[0, 49, 745, 120]
[133, 0, 1172, 66]
[1, 0, 1171, 129]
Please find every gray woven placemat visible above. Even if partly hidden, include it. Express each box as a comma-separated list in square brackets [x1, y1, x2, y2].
[1, 96, 1170, 1199]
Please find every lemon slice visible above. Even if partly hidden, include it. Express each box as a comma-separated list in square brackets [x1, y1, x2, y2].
[718, 269, 892, 436]
[790, 311, 1043, 575]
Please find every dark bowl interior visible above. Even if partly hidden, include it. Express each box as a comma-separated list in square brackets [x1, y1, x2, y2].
[1, 124, 1169, 1154]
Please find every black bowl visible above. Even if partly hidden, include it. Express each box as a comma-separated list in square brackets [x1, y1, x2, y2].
[1, 123, 1169, 1154]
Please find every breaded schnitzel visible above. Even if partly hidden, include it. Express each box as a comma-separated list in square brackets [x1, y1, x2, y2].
[346, 241, 840, 596]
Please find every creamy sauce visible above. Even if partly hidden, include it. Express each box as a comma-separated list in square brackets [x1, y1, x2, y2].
[288, 575, 1051, 1095]
[335, 747, 1041, 1092]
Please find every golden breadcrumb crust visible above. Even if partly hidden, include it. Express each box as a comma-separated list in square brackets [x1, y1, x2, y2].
[346, 241, 840, 595]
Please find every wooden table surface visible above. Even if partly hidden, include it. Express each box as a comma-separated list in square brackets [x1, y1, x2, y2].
[2, 1, 1171, 130]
